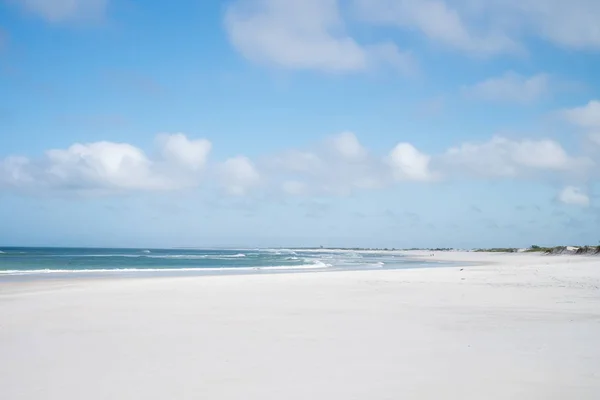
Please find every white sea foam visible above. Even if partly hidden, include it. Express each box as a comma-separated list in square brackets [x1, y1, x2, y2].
[146, 255, 208, 259]
[143, 253, 247, 260]
[311, 260, 333, 268]
[47, 254, 144, 258]
[43, 254, 246, 260]
[0, 263, 331, 276]
[254, 263, 329, 271]
[44, 253, 247, 259]
[296, 248, 405, 256]
[264, 249, 297, 255]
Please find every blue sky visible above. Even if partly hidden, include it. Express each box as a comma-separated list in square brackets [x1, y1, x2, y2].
[1, 0, 599, 248]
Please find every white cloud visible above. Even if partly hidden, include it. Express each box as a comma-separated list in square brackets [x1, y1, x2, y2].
[462, 72, 550, 103]
[157, 133, 212, 171]
[353, 0, 600, 55]
[353, 0, 518, 55]
[563, 100, 600, 129]
[272, 150, 323, 175]
[497, 0, 600, 50]
[13, 0, 108, 23]
[2, 131, 597, 199]
[224, 0, 414, 73]
[219, 156, 261, 196]
[0, 156, 33, 186]
[386, 143, 434, 182]
[328, 131, 367, 160]
[0, 134, 212, 193]
[268, 132, 390, 195]
[268, 132, 595, 196]
[44, 141, 159, 190]
[557, 186, 590, 207]
[224, 0, 600, 73]
[440, 136, 592, 178]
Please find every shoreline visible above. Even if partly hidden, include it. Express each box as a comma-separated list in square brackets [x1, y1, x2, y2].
[1, 249, 594, 283]
[0, 250, 460, 282]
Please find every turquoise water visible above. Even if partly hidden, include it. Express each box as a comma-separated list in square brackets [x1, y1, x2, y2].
[0, 247, 451, 278]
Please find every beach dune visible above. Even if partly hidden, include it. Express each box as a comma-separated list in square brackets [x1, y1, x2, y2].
[1, 252, 599, 399]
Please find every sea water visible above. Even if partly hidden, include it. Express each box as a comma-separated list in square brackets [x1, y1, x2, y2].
[0, 247, 453, 279]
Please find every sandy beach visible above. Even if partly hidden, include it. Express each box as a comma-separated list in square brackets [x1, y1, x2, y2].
[1, 251, 599, 399]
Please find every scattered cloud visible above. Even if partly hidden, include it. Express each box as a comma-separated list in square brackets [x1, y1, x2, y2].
[218, 156, 261, 196]
[462, 72, 550, 103]
[557, 186, 590, 207]
[0, 134, 211, 193]
[353, 0, 600, 55]
[268, 132, 389, 195]
[11, 0, 108, 23]
[501, 0, 600, 50]
[42, 141, 158, 190]
[563, 100, 600, 130]
[158, 133, 211, 172]
[563, 101, 600, 153]
[224, 0, 414, 74]
[386, 143, 434, 182]
[439, 136, 592, 178]
[327, 131, 367, 160]
[353, 0, 518, 55]
[222, 0, 600, 83]
[1, 130, 597, 199]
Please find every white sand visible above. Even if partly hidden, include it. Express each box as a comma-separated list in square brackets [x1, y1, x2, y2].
[1, 252, 599, 399]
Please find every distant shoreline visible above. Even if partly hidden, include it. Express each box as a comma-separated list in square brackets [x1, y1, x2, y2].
[2, 245, 599, 255]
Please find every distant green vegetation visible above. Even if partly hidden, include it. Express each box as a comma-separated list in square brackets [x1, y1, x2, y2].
[524, 245, 555, 253]
[527, 245, 600, 254]
[303, 245, 600, 254]
[473, 244, 600, 255]
[474, 248, 518, 253]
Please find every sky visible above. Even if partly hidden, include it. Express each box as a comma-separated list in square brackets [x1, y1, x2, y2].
[0, 0, 599, 249]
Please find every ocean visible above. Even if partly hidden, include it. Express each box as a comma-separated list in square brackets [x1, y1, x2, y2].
[0, 247, 451, 279]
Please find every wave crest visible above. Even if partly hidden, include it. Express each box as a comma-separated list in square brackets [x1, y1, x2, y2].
[0, 263, 330, 276]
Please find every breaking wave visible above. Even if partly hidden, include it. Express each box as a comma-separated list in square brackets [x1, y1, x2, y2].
[0, 262, 330, 276]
